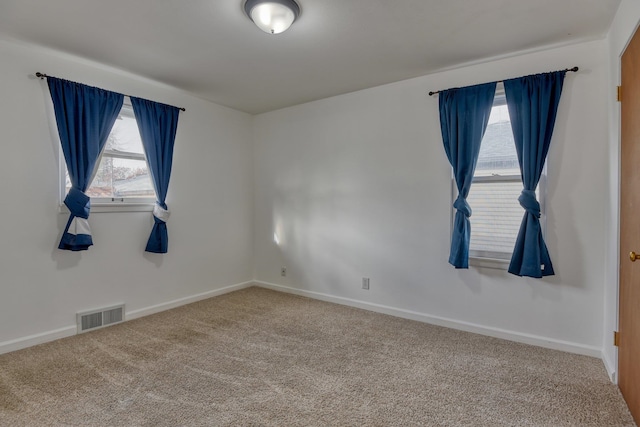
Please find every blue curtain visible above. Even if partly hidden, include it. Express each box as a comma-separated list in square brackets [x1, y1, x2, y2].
[131, 98, 180, 253]
[439, 82, 496, 268]
[47, 77, 123, 251]
[504, 71, 566, 277]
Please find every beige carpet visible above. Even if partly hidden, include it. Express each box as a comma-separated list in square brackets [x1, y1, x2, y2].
[0, 287, 634, 426]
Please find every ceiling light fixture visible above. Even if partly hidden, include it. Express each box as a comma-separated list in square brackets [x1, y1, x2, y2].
[244, 0, 300, 35]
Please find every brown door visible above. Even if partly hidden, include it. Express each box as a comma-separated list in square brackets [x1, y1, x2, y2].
[620, 24, 640, 424]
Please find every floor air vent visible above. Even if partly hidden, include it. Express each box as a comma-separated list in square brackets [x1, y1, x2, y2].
[77, 304, 125, 333]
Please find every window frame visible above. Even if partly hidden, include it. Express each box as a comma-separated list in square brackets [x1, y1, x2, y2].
[449, 88, 547, 270]
[58, 99, 156, 213]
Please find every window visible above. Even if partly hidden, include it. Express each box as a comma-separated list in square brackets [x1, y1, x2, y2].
[460, 90, 545, 266]
[61, 100, 156, 211]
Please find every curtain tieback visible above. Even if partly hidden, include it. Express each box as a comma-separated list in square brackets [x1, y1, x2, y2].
[64, 187, 90, 218]
[518, 190, 541, 218]
[453, 195, 472, 218]
[153, 204, 170, 223]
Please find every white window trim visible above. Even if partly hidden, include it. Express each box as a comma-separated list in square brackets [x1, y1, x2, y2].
[58, 203, 155, 214]
[58, 99, 156, 214]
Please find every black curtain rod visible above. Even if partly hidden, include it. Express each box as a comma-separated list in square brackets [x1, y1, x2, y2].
[427, 66, 579, 96]
[35, 72, 186, 111]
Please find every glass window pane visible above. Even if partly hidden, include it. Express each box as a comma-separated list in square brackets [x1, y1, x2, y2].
[468, 181, 523, 255]
[63, 104, 155, 201]
[464, 96, 545, 261]
[475, 103, 519, 177]
[87, 157, 155, 198]
[104, 106, 144, 155]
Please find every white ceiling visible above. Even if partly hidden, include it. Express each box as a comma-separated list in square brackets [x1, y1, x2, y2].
[0, 0, 621, 114]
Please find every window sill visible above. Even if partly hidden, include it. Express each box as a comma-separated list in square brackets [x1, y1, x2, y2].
[58, 203, 154, 214]
[469, 256, 510, 270]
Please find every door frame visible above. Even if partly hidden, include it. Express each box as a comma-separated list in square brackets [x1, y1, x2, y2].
[611, 18, 640, 384]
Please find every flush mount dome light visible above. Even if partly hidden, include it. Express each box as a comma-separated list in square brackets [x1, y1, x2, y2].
[244, 0, 300, 34]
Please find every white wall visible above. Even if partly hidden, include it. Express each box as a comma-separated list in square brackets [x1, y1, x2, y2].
[253, 40, 610, 356]
[602, 0, 640, 381]
[0, 38, 254, 351]
[0, 27, 620, 367]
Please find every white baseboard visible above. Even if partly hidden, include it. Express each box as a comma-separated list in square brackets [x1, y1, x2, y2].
[1, 279, 605, 364]
[602, 349, 617, 383]
[255, 281, 603, 358]
[0, 280, 254, 356]
[126, 281, 254, 320]
[0, 326, 77, 356]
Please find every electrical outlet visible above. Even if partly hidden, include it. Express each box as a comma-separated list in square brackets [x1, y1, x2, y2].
[362, 277, 370, 290]
[281, 267, 287, 277]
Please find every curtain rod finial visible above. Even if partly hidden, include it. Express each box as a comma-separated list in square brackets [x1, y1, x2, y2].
[35, 72, 46, 79]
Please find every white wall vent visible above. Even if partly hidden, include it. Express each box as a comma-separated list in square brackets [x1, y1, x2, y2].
[76, 304, 125, 333]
